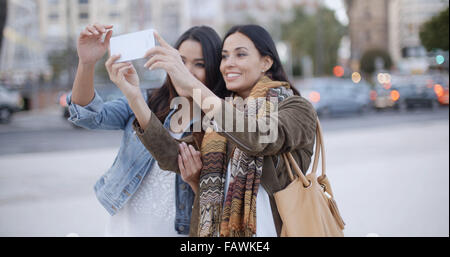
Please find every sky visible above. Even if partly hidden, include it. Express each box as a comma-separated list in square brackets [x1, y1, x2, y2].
[324, 0, 349, 25]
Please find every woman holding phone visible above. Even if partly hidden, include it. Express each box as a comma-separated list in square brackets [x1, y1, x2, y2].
[68, 23, 229, 236]
[108, 24, 318, 237]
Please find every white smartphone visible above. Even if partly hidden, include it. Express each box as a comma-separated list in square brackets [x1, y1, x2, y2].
[110, 29, 155, 63]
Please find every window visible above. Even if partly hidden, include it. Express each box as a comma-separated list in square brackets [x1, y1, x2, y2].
[79, 12, 89, 19]
[109, 12, 120, 18]
[366, 31, 371, 42]
[48, 13, 59, 20]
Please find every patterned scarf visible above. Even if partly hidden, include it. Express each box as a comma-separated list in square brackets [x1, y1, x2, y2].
[198, 76, 293, 237]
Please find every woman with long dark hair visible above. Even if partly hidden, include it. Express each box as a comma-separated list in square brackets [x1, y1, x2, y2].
[114, 24, 318, 237]
[68, 24, 228, 236]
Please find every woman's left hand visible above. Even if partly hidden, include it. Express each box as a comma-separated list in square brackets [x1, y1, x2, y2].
[178, 142, 202, 195]
[144, 32, 198, 98]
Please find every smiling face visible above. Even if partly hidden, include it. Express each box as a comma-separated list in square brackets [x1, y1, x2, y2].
[178, 39, 206, 85]
[220, 32, 273, 99]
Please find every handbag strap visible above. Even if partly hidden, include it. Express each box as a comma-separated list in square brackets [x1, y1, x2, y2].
[311, 119, 326, 177]
[283, 118, 326, 187]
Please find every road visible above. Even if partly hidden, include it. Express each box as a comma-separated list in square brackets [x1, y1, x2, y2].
[0, 108, 122, 156]
[0, 106, 448, 237]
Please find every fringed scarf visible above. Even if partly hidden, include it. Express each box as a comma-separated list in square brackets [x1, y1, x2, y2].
[198, 76, 293, 237]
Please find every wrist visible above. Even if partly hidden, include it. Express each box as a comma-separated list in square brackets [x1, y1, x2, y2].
[78, 61, 96, 70]
[125, 89, 144, 103]
[191, 78, 205, 92]
[188, 182, 199, 195]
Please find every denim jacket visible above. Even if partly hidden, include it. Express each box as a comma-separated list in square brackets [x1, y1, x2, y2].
[66, 91, 195, 235]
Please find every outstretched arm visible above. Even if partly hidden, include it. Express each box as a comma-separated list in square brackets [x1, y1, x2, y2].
[72, 23, 113, 107]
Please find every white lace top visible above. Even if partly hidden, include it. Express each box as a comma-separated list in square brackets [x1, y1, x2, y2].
[105, 130, 185, 237]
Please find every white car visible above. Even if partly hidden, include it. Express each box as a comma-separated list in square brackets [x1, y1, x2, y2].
[0, 85, 23, 123]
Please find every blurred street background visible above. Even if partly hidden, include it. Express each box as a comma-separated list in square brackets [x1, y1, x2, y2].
[0, 0, 449, 237]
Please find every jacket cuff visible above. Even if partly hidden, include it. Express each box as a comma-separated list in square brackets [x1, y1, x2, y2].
[67, 90, 104, 122]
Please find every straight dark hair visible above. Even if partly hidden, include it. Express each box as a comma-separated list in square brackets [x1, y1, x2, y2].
[223, 25, 300, 96]
[147, 26, 229, 123]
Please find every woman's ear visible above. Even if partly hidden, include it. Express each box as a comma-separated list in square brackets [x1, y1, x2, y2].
[262, 56, 274, 73]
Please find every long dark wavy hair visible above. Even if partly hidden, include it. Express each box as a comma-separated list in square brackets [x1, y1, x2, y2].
[223, 25, 300, 96]
[147, 26, 229, 123]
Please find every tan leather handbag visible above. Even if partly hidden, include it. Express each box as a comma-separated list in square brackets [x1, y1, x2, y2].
[274, 119, 345, 237]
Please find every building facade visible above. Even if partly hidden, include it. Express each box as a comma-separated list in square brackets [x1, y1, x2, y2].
[345, 0, 449, 73]
[389, 0, 449, 72]
[0, 0, 46, 84]
[345, 0, 390, 69]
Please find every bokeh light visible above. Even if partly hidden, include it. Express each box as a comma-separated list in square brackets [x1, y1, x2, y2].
[377, 73, 384, 84]
[385, 73, 392, 83]
[377, 73, 392, 84]
[309, 91, 321, 103]
[370, 90, 378, 101]
[436, 55, 445, 65]
[352, 72, 362, 83]
[391, 90, 400, 102]
[333, 66, 345, 78]
[434, 84, 444, 97]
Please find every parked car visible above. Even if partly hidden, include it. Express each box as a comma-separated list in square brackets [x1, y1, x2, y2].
[373, 74, 446, 111]
[0, 85, 23, 123]
[372, 85, 398, 110]
[394, 82, 439, 110]
[296, 78, 371, 117]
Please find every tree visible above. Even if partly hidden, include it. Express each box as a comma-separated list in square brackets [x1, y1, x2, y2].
[360, 49, 392, 74]
[360, 48, 392, 85]
[0, 0, 7, 55]
[94, 52, 112, 82]
[47, 47, 78, 86]
[281, 7, 346, 77]
[420, 7, 449, 52]
[48, 47, 111, 87]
